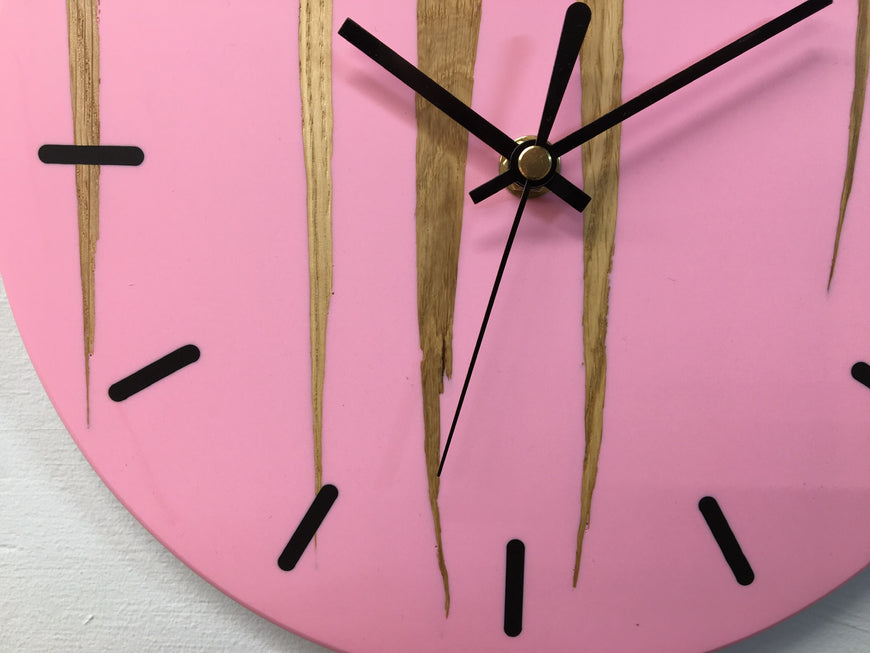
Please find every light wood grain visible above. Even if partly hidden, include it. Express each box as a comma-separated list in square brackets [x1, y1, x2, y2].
[575, 0, 623, 587]
[829, 0, 869, 290]
[300, 0, 334, 495]
[416, 0, 482, 617]
[66, 0, 100, 423]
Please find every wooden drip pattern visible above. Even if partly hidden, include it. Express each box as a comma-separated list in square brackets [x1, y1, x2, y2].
[575, 0, 624, 586]
[67, 0, 100, 422]
[300, 0, 335, 497]
[829, 0, 869, 289]
[416, 0, 482, 616]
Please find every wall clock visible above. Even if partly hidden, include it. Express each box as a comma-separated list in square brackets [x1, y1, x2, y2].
[1, 0, 869, 651]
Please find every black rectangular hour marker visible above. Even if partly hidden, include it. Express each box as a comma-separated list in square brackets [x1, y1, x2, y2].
[504, 539, 525, 637]
[852, 362, 870, 388]
[38, 144, 144, 166]
[278, 484, 339, 571]
[698, 496, 755, 586]
[108, 345, 201, 402]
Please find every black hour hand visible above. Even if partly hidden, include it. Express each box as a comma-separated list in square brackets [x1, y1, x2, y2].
[338, 19, 517, 158]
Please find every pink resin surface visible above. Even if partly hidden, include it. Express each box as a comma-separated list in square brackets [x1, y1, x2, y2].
[1, 1, 869, 651]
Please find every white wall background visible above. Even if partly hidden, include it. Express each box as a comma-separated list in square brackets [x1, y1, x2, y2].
[3, 277, 870, 653]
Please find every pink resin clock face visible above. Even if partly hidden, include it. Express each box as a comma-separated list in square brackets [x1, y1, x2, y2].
[1, 0, 869, 651]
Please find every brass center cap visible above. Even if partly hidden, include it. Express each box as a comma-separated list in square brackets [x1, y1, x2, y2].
[498, 136, 561, 199]
[517, 145, 553, 182]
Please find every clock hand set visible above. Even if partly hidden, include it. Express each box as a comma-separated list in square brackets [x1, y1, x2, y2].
[340, 3, 591, 480]
[439, 3, 591, 476]
[341, 3, 591, 475]
[338, 15, 592, 212]
[340, 0, 832, 476]
[471, 0, 833, 203]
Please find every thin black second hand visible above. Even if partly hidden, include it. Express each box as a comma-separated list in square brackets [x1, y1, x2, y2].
[438, 183, 533, 477]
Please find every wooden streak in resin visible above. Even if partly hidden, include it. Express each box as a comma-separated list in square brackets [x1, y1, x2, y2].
[66, 0, 100, 422]
[575, 0, 624, 587]
[829, 0, 869, 289]
[416, 0, 482, 617]
[300, 0, 334, 496]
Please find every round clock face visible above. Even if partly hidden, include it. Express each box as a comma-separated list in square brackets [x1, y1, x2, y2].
[1, 0, 869, 651]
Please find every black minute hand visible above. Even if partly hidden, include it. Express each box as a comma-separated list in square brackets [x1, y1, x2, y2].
[551, 0, 832, 158]
[470, 0, 833, 203]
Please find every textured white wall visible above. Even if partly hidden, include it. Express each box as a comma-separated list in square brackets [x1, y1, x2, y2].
[2, 276, 870, 653]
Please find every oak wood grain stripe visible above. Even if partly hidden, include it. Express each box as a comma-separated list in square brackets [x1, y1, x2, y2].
[575, 0, 624, 587]
[300, 0, 334, 495]
[416, 0, 482, 617]
[829, 0, 869, 290]
[67, 0, 100, 423]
